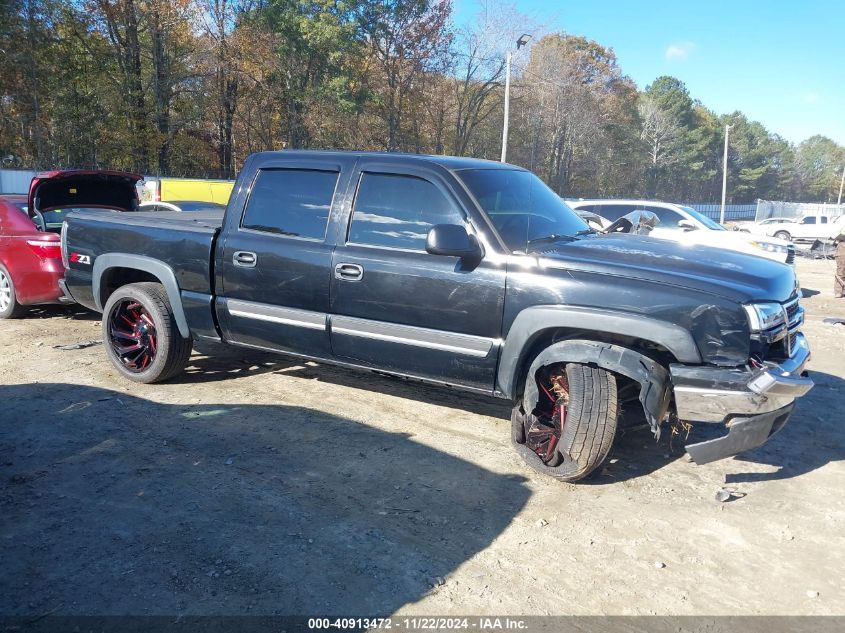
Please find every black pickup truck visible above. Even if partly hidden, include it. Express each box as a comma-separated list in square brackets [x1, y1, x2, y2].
[59, 151, 813, 481]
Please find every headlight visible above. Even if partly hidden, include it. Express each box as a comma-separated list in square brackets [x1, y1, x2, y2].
[749, 240, 788, 253]
[744, 302, 784, 332]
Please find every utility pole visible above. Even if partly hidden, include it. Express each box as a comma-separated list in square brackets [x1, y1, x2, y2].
[720, 124, 733, 225]
[500, 34, 531, 163]
[838, 165, 844, 205]
[501, 50, 512, 163]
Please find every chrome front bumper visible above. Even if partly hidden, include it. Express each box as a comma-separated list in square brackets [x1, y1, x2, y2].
[671, 332, 812, 424]
[670, 332, 813, 464]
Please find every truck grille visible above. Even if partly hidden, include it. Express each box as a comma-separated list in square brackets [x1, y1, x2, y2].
[784, 296, 801, 326]
[762, 296, 802, 361]
[751, 295, 803, 362]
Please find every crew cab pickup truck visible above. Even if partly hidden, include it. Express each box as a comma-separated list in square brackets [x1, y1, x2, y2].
[60, 151, 814, 482]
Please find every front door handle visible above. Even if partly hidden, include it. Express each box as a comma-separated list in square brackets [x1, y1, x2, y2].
[334, 263, 364, 282]
[233, 251, 257, 268]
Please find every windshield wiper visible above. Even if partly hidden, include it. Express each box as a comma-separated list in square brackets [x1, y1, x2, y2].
[526, 234, 577, 248]
[574, 228, 596, 236]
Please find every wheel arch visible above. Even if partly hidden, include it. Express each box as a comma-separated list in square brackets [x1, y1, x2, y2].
[93, 253, 190, 338]
[518, 338, 673, 438]
[497, 305, 700, 400]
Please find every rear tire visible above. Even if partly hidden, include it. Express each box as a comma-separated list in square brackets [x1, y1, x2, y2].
[102, 282, 192, 383]
[512, 363, 618, 482]
[774, 230, 791, 241]
[0, 264, 26, 319]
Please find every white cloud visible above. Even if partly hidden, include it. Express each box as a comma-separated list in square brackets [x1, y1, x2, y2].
[665, 41, 695, 61]
[801, 92, 820, 104]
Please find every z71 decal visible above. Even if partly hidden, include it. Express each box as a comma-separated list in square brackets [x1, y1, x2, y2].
[70, 252, 92, 265]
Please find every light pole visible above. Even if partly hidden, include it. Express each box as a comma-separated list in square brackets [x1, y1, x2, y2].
[838, 165, 844, 205]
[501, 33, 531, 163]
[720, 123, 733, 225]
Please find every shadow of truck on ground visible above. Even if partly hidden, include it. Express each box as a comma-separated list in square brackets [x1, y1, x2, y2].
[0, 383, 530, 616]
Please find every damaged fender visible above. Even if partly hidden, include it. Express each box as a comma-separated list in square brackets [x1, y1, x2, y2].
[521, 340, 672, 437]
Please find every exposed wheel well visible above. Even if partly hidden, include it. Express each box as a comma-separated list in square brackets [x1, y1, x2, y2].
[516, 328, 676, 391]
[513, 329, 675, 435]
[99, 267, 161, 306]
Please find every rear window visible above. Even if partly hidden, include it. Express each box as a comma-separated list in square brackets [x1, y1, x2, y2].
[242, 169, 338, 240]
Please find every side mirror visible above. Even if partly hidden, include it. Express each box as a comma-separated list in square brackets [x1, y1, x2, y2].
[677, 219, 697, 231]
[425, 224, 483, 261]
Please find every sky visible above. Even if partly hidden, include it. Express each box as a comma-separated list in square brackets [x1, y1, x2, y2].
[453, 0, 845, 146]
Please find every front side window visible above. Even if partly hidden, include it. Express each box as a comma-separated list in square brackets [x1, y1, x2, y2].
[348, 173, 463, 250]
[242, 169, 338, 239]
[802, 217, 816, 225]
[645, 206, 686, 229]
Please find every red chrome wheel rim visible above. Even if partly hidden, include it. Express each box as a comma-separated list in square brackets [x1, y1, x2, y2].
[108, 300, 157, 372]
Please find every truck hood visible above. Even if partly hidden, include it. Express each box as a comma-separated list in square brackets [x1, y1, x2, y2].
[535, 233, 798, 303]
[28, 170, 142, 215]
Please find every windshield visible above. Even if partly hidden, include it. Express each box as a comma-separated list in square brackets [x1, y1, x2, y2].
[680, 206, 726, 231]
[458, 169, 590, 252]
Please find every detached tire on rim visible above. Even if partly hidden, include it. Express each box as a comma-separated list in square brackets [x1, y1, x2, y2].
[0, 264, 26, 319]
[102, 282, 192, 383]
[512, 363, 618, 482]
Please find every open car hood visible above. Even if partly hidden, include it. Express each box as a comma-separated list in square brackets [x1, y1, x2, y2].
[28, 170, 142, 216]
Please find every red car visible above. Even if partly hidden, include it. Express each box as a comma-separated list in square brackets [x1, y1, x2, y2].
[0, 170, 141, 318]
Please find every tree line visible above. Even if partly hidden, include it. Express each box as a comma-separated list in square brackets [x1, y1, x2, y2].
[2, 0, 843, 203]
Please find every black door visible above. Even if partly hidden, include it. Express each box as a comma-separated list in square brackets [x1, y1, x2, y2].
[329, 162, 506, 392]
[217, 162, 348, 357]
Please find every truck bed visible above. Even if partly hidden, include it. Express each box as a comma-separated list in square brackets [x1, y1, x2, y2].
[63, 209, 223, 311]
[96, 209, 224, 231]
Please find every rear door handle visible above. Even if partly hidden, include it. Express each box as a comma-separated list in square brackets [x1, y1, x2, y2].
[233, 251, 257, 268]
[334, 263, 363, 282]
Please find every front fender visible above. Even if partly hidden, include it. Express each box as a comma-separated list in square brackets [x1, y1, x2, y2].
[496, 305, 701, 400]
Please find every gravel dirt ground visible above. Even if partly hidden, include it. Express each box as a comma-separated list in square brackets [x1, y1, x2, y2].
[1, 257, 844, 617]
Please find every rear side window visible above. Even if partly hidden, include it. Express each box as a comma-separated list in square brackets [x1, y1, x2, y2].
[348, 173, 463, 250]
[242, 169, 338, 239]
